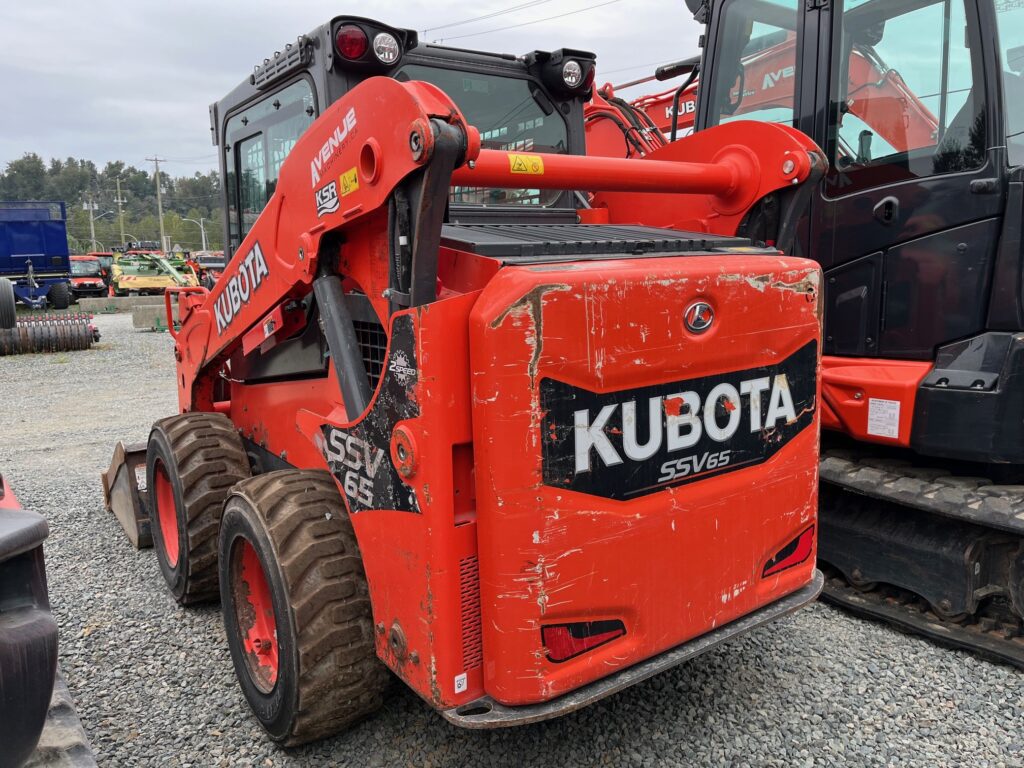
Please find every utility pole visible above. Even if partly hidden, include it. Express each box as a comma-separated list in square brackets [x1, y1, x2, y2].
[146, 156, 167, 252]
[114, 178, 127, 246]
[83, 197, 99, 251]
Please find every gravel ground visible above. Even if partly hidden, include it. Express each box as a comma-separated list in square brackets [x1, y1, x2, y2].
[2, 313, 1023, 767]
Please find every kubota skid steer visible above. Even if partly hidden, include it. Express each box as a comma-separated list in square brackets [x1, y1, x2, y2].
[106, 17, 826, 744]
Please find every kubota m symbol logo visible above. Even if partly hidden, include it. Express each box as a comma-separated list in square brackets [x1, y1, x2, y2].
[684, 302, 714, 334]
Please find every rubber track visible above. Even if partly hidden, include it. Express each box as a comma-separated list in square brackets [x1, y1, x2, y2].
[822, 571, 1024, 670]
[821, 446, 1024, 667]
[232, 471, 389, 746]
[157, 413, 250, 603]
[24, 669, 97, 768]
[820, 448, 1024, 536]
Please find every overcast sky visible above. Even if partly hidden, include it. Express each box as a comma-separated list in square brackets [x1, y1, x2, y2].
[0, 1, 701, 175]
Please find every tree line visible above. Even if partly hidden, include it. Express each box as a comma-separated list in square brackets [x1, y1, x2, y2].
[0, 153, 224, 253]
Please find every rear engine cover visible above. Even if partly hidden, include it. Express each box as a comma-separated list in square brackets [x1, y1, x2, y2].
[469, 255, 821, 705]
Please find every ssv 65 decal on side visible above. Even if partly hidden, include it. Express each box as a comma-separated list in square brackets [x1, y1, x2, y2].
[319, 314, 421, 513]
[541, 341, 817, 500]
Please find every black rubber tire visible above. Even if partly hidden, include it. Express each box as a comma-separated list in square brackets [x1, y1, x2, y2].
[47, 282, 70, 310]
[0, 278, 15, 329]
[219, 470, 388, 746]
[147, 413, 251, 604]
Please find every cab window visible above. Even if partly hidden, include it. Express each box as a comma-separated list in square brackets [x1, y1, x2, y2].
[826, 0, 986, 195]
[996, 2, 1024, 165]
[224, 79, 317, 254]
[705, 0, 800, 128]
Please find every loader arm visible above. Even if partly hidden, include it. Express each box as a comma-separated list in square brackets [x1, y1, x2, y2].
[170, 77, 481, 414]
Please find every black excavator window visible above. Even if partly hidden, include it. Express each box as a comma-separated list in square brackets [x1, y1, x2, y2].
[996, 3, 1024, 166]
[824, 0, 986, 195]
[704, 0, 801, 129]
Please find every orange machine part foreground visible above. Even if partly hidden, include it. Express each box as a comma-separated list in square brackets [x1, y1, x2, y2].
[162, 68, 825, 725]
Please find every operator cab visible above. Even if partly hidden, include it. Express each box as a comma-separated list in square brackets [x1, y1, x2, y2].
[211, 16, 596, 257]
[692, 0, 1024, 461]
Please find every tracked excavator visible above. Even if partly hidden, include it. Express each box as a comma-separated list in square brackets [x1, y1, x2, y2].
[593, 0, 1024, 666]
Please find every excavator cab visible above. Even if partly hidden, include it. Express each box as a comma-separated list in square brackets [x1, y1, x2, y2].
[683, 0, 1024, 664]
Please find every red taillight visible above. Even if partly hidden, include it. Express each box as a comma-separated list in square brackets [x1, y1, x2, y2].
[336, 24, 368, 60]
[763, 525, 815, 578]
[541, 620, 625, 663]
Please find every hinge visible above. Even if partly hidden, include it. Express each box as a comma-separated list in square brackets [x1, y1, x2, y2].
[807, 0, 828, 8]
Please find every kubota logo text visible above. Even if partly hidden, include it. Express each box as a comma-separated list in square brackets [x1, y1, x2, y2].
[539, 341, 818, 500]
[573, 375, 797, 475]
[214, 242, 269, 335]
[665, 99, 696, 119]
[310, 108, 358, 187]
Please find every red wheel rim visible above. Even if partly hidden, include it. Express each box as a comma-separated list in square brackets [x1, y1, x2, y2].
[231, 539, 279, 692]
[153, 460, 179, 567]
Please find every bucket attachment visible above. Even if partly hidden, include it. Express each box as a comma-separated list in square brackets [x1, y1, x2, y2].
[100, 442, 151, 549]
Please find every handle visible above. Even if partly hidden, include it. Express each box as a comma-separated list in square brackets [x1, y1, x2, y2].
[164, 286, 207, 340]
[873, 196, 900, 225]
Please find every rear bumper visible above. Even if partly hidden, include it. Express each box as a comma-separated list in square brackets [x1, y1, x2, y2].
[442, 570, 823, 729]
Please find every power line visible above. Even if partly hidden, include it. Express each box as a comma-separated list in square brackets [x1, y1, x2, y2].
[602, 58, 680, 76]
[162, 158, 220, 166]
[424, 0, 556, 34]
[161, 154, 219, 162]
[442, 0, 623, 41]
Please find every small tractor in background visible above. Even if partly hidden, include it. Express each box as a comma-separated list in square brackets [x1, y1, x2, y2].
[186, 250, 226, 289]
[593, 0, 1024, 667]
[105, 15, 827, 745]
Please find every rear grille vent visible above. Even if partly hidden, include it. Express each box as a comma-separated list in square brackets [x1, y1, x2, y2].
[459, 555, 483, 670]
[353, 320, 387, 391]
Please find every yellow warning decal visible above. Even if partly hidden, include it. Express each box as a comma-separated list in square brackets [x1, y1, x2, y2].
[340, 167, 359, 197]
[508, 153, 545, 175]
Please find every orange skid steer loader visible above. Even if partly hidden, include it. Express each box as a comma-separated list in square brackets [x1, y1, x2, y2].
[104, 17, 825, 744]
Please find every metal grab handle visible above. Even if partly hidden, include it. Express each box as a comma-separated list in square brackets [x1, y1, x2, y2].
[873, 196, 900, 225]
